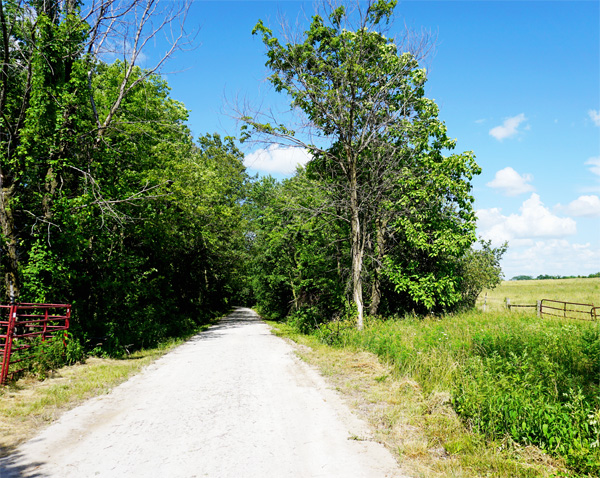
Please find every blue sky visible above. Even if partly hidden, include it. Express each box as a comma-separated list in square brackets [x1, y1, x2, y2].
[150, 0, 599, 280]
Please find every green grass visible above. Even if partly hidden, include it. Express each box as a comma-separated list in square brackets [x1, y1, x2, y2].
[478, 277, 599, 311]
[273, 319, 571, 478]
[314, 308, 600, 476]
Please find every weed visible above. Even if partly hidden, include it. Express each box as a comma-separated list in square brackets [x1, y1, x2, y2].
[303, 309, 599, 476]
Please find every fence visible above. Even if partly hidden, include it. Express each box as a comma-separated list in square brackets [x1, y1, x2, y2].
[477, 295, 597, 321]
[539, 299, 597, 321]
[0, 303, 71, 385]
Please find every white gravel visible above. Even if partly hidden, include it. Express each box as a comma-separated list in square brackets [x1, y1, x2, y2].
[0, 307, 410, 478]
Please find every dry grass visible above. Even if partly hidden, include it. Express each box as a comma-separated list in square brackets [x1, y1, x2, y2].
[478, 277, 599, 312]
[269, 321, 570, 478]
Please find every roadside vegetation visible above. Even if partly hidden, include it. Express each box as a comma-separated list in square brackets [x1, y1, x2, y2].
[271, 320, 573, 478]
[315, 311, 599, 476]
[274, 277, 599, 476]
[2, 1, 598, 476]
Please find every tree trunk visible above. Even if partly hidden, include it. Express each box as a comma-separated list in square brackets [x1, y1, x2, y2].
[349, 160, 364, 330]
[369, 216, 388, 316]
[0, 169, 20, 299]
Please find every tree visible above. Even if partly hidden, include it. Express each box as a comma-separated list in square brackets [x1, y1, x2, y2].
[245, 171, 346, 323]
[0, 0, 192, 300]
[456, 240, 507, 309]
[1, 0, 253, 354]
[244, 0, 479, 327]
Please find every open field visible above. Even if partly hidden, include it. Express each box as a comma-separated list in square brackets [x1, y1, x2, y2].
[477, 277, 599, 311]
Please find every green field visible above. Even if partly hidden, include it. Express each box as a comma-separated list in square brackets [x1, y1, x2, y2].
[478, 278, 599, 311]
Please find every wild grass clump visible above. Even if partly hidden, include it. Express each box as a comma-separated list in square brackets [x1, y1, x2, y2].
[315, 310, 600, 476]
[8, 333, 86, 381]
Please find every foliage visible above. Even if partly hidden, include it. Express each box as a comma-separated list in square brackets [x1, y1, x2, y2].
[247, 0, 480, 324]
[456, 240, 507, 309]
[245, 171, 346, 323]
[455, 324, 600, 475]
[1, 0, 251, 361]
[311, 310, 600, 476]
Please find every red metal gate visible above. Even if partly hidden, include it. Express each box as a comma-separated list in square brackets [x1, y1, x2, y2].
[0, 303, 71, 385]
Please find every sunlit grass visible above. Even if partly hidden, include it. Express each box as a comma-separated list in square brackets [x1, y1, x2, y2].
[479, 277, 599, 311]
[309, 305, 599, 476]
[271, 319, 570, 478]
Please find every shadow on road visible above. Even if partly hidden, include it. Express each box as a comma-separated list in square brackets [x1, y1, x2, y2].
[185, 307, 267, 343]
[0, 450, 45, 477]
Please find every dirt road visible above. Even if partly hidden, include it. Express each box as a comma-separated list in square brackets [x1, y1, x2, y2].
[0, 308, 409, 477]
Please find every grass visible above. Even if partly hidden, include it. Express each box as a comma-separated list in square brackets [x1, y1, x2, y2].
[478, 277, 599, 311]
[270, 320, 570, 478]
[310, 309, 599, 476]
[0, 324, 215, 457]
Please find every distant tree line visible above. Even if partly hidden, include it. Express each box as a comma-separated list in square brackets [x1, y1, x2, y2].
[511, 273, 600, 281]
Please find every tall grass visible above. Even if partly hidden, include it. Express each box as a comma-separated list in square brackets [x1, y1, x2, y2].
[316, 310, 600, 476]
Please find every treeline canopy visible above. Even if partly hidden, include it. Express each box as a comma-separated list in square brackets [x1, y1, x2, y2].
[243, 1, 504, 328]
[1, 0, 504, 354]
[0, 0, 250, 352]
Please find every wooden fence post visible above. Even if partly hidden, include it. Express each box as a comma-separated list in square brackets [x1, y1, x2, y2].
[537, 300, 541, 318]
[506, 298, 511, 311]
[483, 293, 487, 312]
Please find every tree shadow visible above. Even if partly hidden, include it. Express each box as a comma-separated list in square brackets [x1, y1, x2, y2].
[0, 449, 45, 477]
[184, 307, 266, 342]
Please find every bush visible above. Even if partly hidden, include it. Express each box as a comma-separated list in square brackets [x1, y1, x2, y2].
[30, 336, 67, 379]
[19, 333, 86, 380]
[65, 333, 85, 365]
[287, 306, 321, 334]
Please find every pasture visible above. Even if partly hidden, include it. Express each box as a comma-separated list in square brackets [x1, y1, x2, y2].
[478, 277, 599, 311]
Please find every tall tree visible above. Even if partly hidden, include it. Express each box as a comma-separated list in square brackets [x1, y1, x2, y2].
[244, 0, 479, 327]
[0, 0, 191, 299]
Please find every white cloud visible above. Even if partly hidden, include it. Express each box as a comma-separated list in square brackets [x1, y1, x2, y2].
[489, 113, 527, 141]
[244, 145, 312, 175]
[486, 167, 535, 196]
[501, 239, 600, 279]
[477, 193, 576, 245]
[589, 109, 600, 127]
[586, 157, 600, 177]
[558, 195, 600, 218]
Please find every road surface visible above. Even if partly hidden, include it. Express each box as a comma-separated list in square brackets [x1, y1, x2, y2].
[0, 307, 409, 477]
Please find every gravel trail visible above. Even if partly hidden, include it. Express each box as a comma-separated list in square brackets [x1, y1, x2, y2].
[0, 307, 409, 478]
